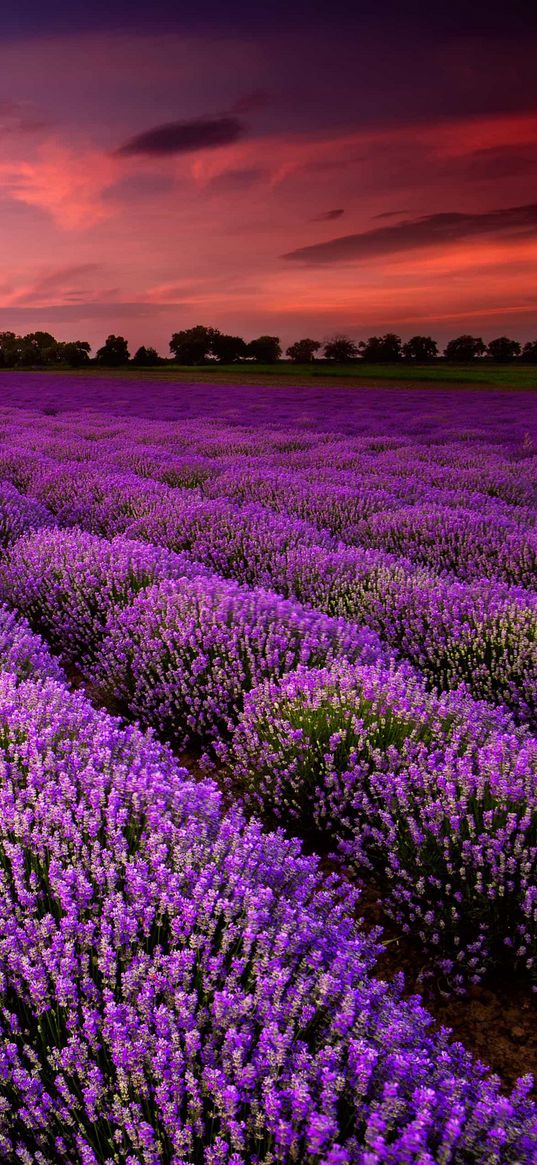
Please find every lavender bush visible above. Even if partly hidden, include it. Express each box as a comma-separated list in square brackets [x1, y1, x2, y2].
[0, 671, 536, 1163]
[93, 575, 386, 747]
[227, 659, 537, 985]
[0, 602, 64, 682]
[352, 504, 537, 585]
[26, 463, 170, 537]
[125, 495, 333, 587]
[284, 547, 537, 724]
[0, 480, 54, 547]
[0, 528, 208, 664]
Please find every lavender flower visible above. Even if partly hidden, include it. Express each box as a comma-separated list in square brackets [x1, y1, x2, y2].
[0, 480, 53, 547]
[0, 529, 208, 664]
[93, 576, 385, 747]
[0, 602, 64, 682]
[0, 671, 535, 1162]
[227, 659, 537, 985]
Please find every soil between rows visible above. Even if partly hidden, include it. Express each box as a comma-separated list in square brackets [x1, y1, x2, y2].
[356, 880, 537, 1091]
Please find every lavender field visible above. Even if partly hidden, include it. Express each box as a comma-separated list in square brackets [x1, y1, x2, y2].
[0, 376, 536, 1162]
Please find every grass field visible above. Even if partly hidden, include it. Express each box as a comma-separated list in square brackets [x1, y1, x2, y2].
[45, 360, 537, 389]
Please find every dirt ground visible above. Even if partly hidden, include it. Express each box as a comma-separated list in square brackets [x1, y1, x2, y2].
[357, 880, 537, 1090]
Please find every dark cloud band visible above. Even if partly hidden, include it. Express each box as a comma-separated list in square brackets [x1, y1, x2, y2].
[115, 116, 245, 158]
[284, 202, 537, 264]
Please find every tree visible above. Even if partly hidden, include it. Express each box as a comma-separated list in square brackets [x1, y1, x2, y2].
[521, 341, 537, 364]
[132, 345, 161, 366]
[22, 332, 61, 365]
[211, 333, 247, 363]
[486, 336, 521, 362]
[95, 335, 130, 366]
[286, 338, 322, 363]
[169, 325, 220, 365]
[247, 335, 282, 363]
[60, 341, 91, 367]
[402, 335, 439, 362]
[323, 335, 359, 362]
[444, 335, 486, 361]
[359, 333, 403, 362]
[0, 332, 20, 367]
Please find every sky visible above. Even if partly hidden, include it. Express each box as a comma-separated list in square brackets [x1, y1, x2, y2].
[0, 0, 536, 354]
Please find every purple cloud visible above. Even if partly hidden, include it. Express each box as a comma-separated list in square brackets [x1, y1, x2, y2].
[115, 116, 245, 157]
[284, 202, 537, 264]
[0, 98, 48, 135]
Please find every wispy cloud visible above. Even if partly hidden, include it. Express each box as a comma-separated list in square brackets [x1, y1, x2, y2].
[0, 143, 118, 228]
[373, 208, 411, 219]
[0, 98, 48, 137]
[284, 202, 537, 264]
[207, 166, 266, 192]
[0, 301, 186, 324]
[8, 263, 103, 305]
[310, 208, 344, 222]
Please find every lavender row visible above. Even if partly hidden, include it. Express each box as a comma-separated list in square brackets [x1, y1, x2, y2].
[197, 468, 537, 585]
[3, 478, 535, 727]
[225, 659, 537, 988]
[1, 409, 535, 528]
[0, 379, 535, 444]
[17, 433, 537, 557]
[348, 504, 537, 585]
[0, 528, 385, 747]
[3, 670, 535, 1161]
[287, 548, 537, 727]
[0, 479, 53, 549]
[1, 401, 534, 479]
[3, 526, 537, 985]
[1, 413, 536, 595]
[4, 445, 536, 594]
[0, 528, 211, 666]
[121, 501, 537, 726]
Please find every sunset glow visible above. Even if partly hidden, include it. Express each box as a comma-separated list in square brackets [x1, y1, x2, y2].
[0, 1, 535, 351]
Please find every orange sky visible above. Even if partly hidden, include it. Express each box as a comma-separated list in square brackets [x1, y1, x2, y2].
[0, 23, 535, 352]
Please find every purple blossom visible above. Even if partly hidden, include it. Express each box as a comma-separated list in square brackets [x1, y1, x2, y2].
[227, 659, 537, 985]
[0, 602, 64, 682]
[0, 671, 534, 1162]
[93, 575, 385, 747]
[0, 528, 209, 664]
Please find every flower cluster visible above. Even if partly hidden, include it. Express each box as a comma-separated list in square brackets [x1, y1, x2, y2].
[0, 528, 208, 664]
[0, 601, 64, 682]
[227, 659, 537, 986]
[0, 479, 53, 548]
[0, 671, 536, 1163]
[93, 575, 386, 747]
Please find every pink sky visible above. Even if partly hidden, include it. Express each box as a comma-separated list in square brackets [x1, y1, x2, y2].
[0, 27, 535, 353]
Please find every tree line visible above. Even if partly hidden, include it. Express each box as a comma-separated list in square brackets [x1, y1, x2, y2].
[0, 326, 536, 367]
